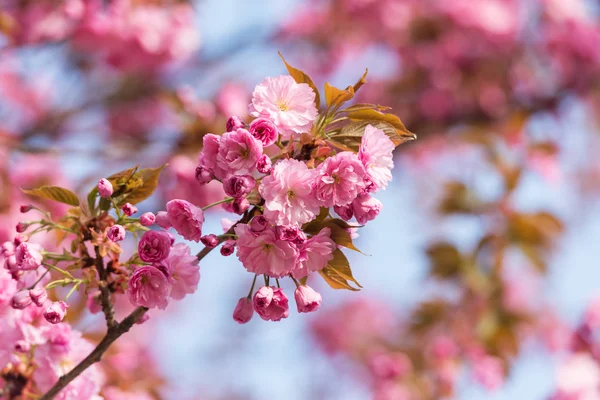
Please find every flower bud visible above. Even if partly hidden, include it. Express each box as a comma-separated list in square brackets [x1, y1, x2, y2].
[107, 225, 126, 242]
[19, 204, 33, 213]
[86, 291, 102, 314]
[351, 194, 382, 225]
[139, 212, 156, 226]
[121, 203, 138, 216]
[29, 287, 48, 307]
[294, 285, 322, 313]
[201, 234, 219, 248]
[14, 340, 30, 353]
[232, 198, 250, 215]
[15, 242, 43, 271]
[195, 165, 213, 185]
[97, 178, 113, 198]
[226, 116, 245, 132]
[13, 234, 28, 246]
[233, 297, 254, 324]
[334, 205, 353, 221]
[253, 286, 289, 321]
[250, 216, 269, 232]
[15, 222, 28, 233]
[277, 225, 300, 241]
[220, 240, 236, 256]
[223, 175, 256, 198]
[155, 211, 172, 229]
[43, 301, 68, 324]
[11, 291, 32, 310]
[256, 154, 272, 174]
[249, 118, 278, 146]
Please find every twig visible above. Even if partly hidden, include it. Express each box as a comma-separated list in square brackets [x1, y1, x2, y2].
[39, 306, 148, 400]
[94, 246, 116, 328]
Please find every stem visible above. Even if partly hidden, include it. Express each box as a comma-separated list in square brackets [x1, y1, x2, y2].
[201, 197, 233, 211]
[247, 275, 258, 299]
[289, 275, 300, 288]
[27, 270, 50, 290]
[39, 307, 148, 400]
[94, 246, 116, 328]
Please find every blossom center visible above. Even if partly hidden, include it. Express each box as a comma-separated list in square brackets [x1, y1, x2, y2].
[287, 190, 295, 200]
[277, 101, 289, 111]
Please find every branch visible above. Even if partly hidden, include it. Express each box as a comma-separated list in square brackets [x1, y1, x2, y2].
[39, 306, 148, 400]
[94, 246, 116, 328]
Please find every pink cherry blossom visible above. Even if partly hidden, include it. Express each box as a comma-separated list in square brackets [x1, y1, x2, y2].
[138, 231, 171, 263]
[292, 228, 336, 279]
[233, 297, 254, 324]
[315, 152, 366, 207]
[358, 124, 395, 191]
[158, 243, 200, 300]
[15, 242, 44, 271]
[127, 266, 170, 310]
[352, 193, 382, 225]
[234, 224, 299, 278]
[249, 75, 318, 136]
[294, 285, 322, 313]
[166, 199, 204, 242]
[216, 128, 263, 176]
[198, 134, 226, 180]
[259, 159, 320, 226]
[253, 286, 290, 322]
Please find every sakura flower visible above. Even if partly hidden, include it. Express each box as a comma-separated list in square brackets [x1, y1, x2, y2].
[158, 243, 200, 300]
[166, 199, 204, 242]
[249, 75, 318, 136]
[259, 159, 320, 226]
[314, 152, 366, 207]
[43, 301, 68, 324]
[352, 193, 383, 225]
[15, 242, 43, 271]
[249, 117, 278, 147]
[234, 224, 299, 278]
[292, 228, 336, 279]
[216, 128, 263, 176]
[253, 286, 289, 321]
[138, 231, 171, 263]
[127, 266, 170, 310]
[358, 124, 395, 191]
[107, 225, 126, 242]
[198, 134, 226, 180]
[294, 285, 322, 313]
[233, 297, 254, 324]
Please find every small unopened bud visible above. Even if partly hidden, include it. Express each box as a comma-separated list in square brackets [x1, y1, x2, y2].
[15, 222, 28, 233]
[121, 203, 138, 216]
[223, 175, 255, 198]
[226, 116, 245, 132]
[233, 297, 254, 324]
[201, 234, 219, 248]
[220, 240, 236, 256]
[256, 154, 272, 174]
[294, 285, 322, 313]
[107, 225, 126, 242]
[11, 291, 32, 310]
[19, 204, 33, 213]
[97, 178, 113, 198]
[195, 165, 213, 185]
[250, 216, 269, 233]
[29, 287, 48, 307]
[139, 212, 156, 226]
[43, 301, 68, 324]
[232, 198, 250, 215]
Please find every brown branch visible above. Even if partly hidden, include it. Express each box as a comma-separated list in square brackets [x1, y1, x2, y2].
[94, 246, 116, 328]
[39, 306, 148, 400]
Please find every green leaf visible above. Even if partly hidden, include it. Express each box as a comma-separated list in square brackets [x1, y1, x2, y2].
[22, 186, 80, 207]
[341, 103, 391, 113]
[318, 249, 361, 291]
[120, 165, 166, 206]
[344, 108, 416, 147]
[278, 52, 321, 109]
[324, 82, 354, 109]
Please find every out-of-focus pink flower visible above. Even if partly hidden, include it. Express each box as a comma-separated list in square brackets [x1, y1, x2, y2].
[369, 351, 412, 380]
[29, 287, 48, 307]
[43, 301, 68, 324]
[315, 152, 366, 207]
[554, 354, 600, 399]
[11, 291, 32, 310]
[127, 266, 170, 310]
[107, 225, 126, 242]
[259, 159, 320, 226]
[294, 285, 322, 313]
[97, 178, 113, 198]
[292, 228, 336, 279]
[249, 118, 279, 147]
[253, 286, 290, 322]
[249, 75, 318, 136]
[15, 242, 43, 271]
[217, 82, 249, 117]
[139, 212, 156, 227]
[226, 116, 246, 132]
[166, 199, 204, 242]
[234, 224, 298, 278]
[166, 155, 225, 208]
[103, 387, 155, 400]
[233, 297, 254, 324]
[471, 355, 505, 390]
[121, 203, 138, 216]
[138, 231, 171, 263]
[86, 291, 102, 315]
[358, 125, 395, 191]
[198, 134, 226, 180]
[216, 129, 263, 176]
[158, 243, 199, 300]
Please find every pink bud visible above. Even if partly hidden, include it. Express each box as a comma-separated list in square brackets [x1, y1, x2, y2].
[15, 222, 28, 233]
[195, 165, 213, 185]
[250, 216, 269, 232]
[107, 225, 126, 242]
[155, 211, 172, 229]
[19, 204, 33, 213]
[351, 193, 382, 225]
[15, 242, 43, 271]
[200, 234, 219, 248]
[98, 178, 114, 198]
[253, 286, 289, 321]
[121, 203, 138, 216]
[13, 234, 28, 246]
[139, 212, 156, 226]
[223, 175, 256, 198]
[256, 154, 272, 174]
[220, 240, 236, 256]
[11, 291, 32, 310]
[29, 287, 48, 307]
[232, 198, 250, 215]
[86, 291, 102, 314]
[334, 205, 353, 221]
[294, 285, 322, 313]
[249, 118, 278, 147]
[14, 340, 30, 353]
[43, 301, 68, 324]
[226, 116, 245, 132]
[233, 297, 254, 324]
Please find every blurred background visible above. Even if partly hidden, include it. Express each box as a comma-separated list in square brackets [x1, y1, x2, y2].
[2, 0, 600, 399]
